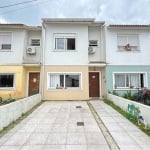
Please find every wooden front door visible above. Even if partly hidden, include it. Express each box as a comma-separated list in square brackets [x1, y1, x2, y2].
[89, 72, 100, 97]
[28, 72, 40, 96]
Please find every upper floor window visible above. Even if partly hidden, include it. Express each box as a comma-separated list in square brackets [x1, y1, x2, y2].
[54, 34, 76, 51]
[117, 34, 139, 52]
[89, 40, 98, 46]
[0, 73, 14, 89]
[31, 39, 40, 46]
[114, 72, 146, 89]
[0, 32, 12, 51]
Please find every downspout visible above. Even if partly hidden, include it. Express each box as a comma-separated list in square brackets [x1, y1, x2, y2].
[41, 22, 46, 100]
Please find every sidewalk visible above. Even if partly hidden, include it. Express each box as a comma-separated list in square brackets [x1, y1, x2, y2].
[0, 100, 150, 150]
[91, 100, 150, 150]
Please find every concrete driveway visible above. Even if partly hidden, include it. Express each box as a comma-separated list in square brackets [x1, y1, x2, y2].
[0, 100, 150, 150]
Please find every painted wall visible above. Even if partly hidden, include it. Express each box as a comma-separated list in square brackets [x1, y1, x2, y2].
[106, 28, 150, 65]
[0, 66, 25, 99]
[44, 24, 89, 65]
[107, 94, 150, 126]
[43, 65, 89, 100]
[106, 65, 150, 95]
[88, 26, 105, 62]
[0, 28, 25, 64]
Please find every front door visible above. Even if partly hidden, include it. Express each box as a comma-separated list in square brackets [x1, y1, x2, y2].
[89, 72, 100, 97]
[28, 72, 40, 96]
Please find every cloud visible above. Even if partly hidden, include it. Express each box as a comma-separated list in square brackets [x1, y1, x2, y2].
[0, 0, 150, 25]
[0, 17, 7, 23]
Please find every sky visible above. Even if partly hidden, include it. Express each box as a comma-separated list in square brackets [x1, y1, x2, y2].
[0, 0, 150, 26]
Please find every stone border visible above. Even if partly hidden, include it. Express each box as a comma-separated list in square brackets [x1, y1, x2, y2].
[0, 94, 41, 131]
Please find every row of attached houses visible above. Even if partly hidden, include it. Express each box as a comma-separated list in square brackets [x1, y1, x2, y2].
[0, 18, 150, 100]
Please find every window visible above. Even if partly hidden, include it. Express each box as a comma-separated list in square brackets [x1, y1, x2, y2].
[48, 73, 81, 89]
[0, 74, 14, 88]
[31, 39, 40, 46]
[0, 32, 12, 51]
[89, 40, 98, 46]
[117, 34, 139, 51]
[114, 73, 146, 89]
[54, 34, 76, 51]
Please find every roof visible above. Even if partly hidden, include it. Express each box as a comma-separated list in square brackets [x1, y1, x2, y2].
[108, 24, 149, 29]
[0, 23, 41, 30]
[42, 18, 105, 25]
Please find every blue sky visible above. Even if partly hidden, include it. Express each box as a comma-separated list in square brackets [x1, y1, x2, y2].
[0, 0, 150, 25]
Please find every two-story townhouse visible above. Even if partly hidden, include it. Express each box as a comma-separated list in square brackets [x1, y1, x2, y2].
[105, 24, 150, 95]
[42, 18, 106, 100]
[0, 24, 42, 99]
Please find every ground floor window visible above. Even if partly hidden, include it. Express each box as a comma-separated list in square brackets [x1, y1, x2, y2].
[48, 73, 81, 89]
[0, 74, 14, 89]
[114, 72, 146, 89]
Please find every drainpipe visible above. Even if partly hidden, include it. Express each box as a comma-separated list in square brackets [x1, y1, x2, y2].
[41, 22, 46, 100]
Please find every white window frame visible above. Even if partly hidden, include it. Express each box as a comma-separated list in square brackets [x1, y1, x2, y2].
[0, 32, 12, 52]
[53, 33, 77, 51]
[113, 72, 147, 90]
[47, 72, 82, 90]
[117, 34, 139, 52]
[0, 73, 15, 90]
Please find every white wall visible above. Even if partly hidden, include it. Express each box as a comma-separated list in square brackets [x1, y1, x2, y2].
[44, 24, 89, 65]
[106, 28, 150, 65]
[0, 29, 25, 64]
[0, 94, 41, 131]
[88, 26, 105, 62]
[107, 94, 150, 126]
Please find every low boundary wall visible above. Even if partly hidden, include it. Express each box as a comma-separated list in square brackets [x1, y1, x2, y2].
[107, 94, 150, 126]
[0, 94, 41, 131]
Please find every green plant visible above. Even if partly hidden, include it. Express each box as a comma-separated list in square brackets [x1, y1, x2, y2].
[112, 90, 119, 96]
[123, 90, 133, 100]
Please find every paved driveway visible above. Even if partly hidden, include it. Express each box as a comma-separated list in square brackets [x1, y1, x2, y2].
[0, 101, 110, 150]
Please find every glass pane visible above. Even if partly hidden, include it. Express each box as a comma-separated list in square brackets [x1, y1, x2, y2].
[129, 73, 140, 88]
[49, 74, 64, 89]
[115, 74, 125, 87]
[55, 38, 64, 49]
[67, 38, 75, 50]
[65, 74, 79, 87]
[0, 74, 14, 87]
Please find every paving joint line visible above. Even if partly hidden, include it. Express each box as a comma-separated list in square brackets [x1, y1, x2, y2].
[87, 101, 120, 150]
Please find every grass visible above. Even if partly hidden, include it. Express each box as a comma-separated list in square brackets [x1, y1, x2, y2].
[104, 99, 150, 137]
[0, 101, 43, 137]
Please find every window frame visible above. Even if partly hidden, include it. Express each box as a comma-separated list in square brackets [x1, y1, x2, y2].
[0, 32, 12, 52]
[117, 34, 140, 52]
[0, 73, 15, 90]
[53, 33, 77, 51]
[113, 72, 147, 90]
[47, 72, 82, 90]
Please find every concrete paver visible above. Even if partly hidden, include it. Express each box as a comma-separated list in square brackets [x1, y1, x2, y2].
[0, 101, 110, 150]
[0, 100, 150, 149]
[91, 100, 150, 150]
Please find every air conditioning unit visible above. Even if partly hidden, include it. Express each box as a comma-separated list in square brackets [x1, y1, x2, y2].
[27, 46, 36, 54]
[88, 46, 96, 54]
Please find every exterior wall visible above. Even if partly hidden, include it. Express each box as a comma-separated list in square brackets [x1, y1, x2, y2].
[44, 24, 89, 65]
[107, 94, 150, 126]
[43, 65, 89, 100]
[106, 65, 150, 95]
[88, 26, 105, 62]
[0, 66, 25, 99]
[0, 94, 41, 131]
[106, 28, 150, 65]
[0, 29, 25, 64]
